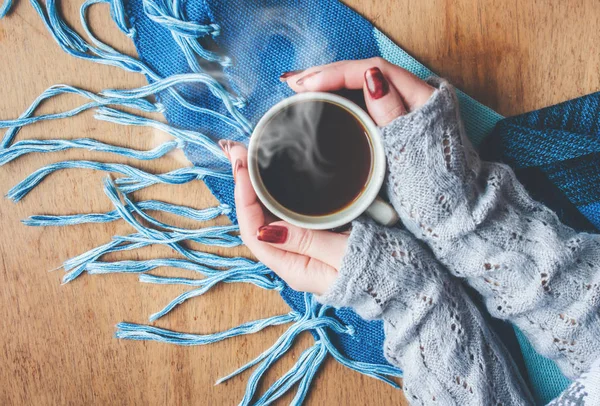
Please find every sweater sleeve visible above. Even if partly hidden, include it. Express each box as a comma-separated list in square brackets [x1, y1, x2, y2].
[316, 218, 533, 406]
[381, 78, 600, 379]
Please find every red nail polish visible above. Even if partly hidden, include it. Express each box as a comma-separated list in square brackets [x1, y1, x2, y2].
[233, 159, 243, 182]
[365, 67, 389, 99]
[296, 70, 321, 85]
[257, 225, 288, 244]
[279, 69, 305, 81]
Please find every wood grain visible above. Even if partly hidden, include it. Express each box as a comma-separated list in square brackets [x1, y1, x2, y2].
[0, 0, 598, 405]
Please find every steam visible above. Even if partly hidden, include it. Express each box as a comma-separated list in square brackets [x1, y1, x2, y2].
[229, 6, 338, 183]
[223, 6, 336, 107]
[257, 101, 334, 185]
[166, 4, 337, 171]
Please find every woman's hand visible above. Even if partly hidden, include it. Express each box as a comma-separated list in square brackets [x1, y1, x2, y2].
[282, 57, 434, 126]
[223, 58, 435, 295]
[221, 140, 346, 295]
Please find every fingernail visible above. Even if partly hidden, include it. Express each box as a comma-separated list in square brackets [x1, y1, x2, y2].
[233, 159, 243, 182]
[257, 225, 288, 244]
[279, 69, 305, 82]
[218, 139, 231, 158]
[296, 70, 321, 86]
[365, 67, 389, 100]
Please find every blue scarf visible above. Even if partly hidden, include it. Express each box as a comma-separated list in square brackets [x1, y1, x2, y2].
[1, 0, 579, 403]
[483, 91, 600, 404]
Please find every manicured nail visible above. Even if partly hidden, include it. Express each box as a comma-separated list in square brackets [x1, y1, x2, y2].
[218, 139, 231, 158]
[279, 69, 305, 82]
[219, 140, 245, 160]
[365, 67, 389, 99]
[233, 159, 243, 182]
[257, 225, 288, 244]
[296, 70, 321, 86]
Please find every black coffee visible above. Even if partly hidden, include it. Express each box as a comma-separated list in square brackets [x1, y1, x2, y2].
[257, 100, 372, 216]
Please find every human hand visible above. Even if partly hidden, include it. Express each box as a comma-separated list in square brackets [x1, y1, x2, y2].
[223, 59, 435, 295]
[281, 57, 435, 126]
[220, 141, 347, 295]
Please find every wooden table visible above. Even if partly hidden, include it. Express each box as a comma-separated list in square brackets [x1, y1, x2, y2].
[1, 1, 598, 404]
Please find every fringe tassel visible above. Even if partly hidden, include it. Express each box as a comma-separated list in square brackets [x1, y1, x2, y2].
[115, 312, 300, 345]
[0, 138, 181, 166]
[23, 201, 231, 226]
[60, 232, 254, 284]
[32, 0, 251, 133]
[116, 294, 401, 404]
[94, 107, 227, 160]
[0, 84, 158, 148]
[5, 160, 230, 202]
[140, 269, 284, 322]
[255, 341, 327, 406]
[289, 343, 328, 406]
[86, 257, 256, 277]
[56, 179, 250, 283]
[0, 74, 245, 150]
[116, 295, 348, 404]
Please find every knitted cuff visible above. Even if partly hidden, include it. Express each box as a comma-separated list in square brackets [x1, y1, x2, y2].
[315, 219, 384, 320]
[381, 77, 457, 148]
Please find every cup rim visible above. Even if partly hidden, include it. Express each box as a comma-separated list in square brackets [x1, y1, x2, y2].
[248, 92, 386, 230]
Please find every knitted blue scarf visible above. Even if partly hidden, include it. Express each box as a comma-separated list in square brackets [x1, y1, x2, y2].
[484, 92, 600, 404]
[1, 0, 573, 403]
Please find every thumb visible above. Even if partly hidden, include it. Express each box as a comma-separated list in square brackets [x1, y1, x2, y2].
[257, 221, 348, 270]
[363, 67, 407, 126]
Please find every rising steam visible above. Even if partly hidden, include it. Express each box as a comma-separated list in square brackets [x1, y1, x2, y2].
[256, 101, 334, 185]
[159, 4, 337, 170]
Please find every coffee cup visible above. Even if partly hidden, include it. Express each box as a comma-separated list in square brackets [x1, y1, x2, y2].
[248, 92, 398, 230]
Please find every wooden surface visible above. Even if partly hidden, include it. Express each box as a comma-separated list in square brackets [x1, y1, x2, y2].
[0, 0, 599, 405]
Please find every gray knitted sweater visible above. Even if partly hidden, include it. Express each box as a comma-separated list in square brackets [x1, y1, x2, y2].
[317, 79, 600, 405]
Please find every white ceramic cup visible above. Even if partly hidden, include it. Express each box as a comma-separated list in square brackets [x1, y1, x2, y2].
[248, 92, 399, 230]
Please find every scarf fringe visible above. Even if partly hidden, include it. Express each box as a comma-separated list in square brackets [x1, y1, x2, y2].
[23, 201, 231, 226]
[0, 0, 403, 403]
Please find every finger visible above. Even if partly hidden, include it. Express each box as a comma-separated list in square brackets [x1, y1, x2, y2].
[218, 140, 247, 165]
[276, 255, 337, 295]
[228, 147, 336, 294]
[286, 57, 434, 111]
[228, 146, 264, 241]
[363, 67, 407, 126]
[278, 61, 347, 83]
[256, 221, 348, 270]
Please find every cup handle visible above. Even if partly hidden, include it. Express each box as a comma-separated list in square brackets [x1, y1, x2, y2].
[365, 197, 399, 227]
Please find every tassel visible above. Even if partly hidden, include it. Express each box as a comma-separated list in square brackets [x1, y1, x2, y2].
[102, 178, 238, 245]
[61, 231, 255, 283]
[57, 180, 252, 283]
[5, 160, 230, 202]
[289, 343, 328, 406]
[215, 295, 349, 384]
[138, 272, 279, 290]
[0, 84, 158, 148]
[0, 138, 181, 166]
[0, 73, 249, 149]
[86, 258, 262, 277]
[95, 107, 230, 159]
[115, 312, 300, 345]
[142, 0, 234, 70]
[143, 267, 282, 322]
[23, 202, 230, 227]
[255, 342, 326, 405]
